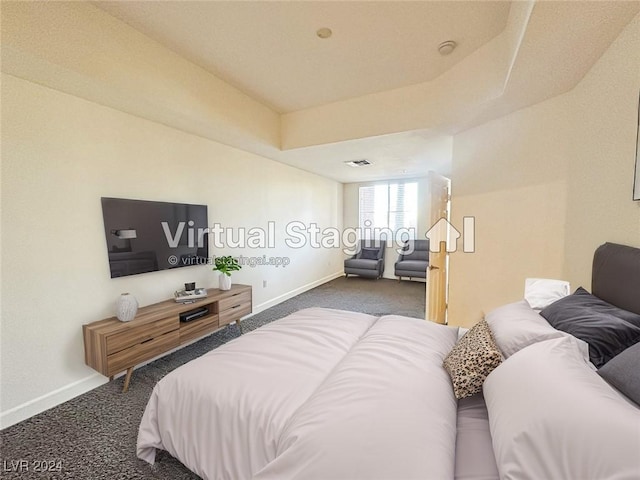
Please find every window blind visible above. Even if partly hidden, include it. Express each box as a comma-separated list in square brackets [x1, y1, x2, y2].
[359, 182, 418, 237]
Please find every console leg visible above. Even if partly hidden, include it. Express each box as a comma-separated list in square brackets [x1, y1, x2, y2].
[236, 320, 243, 335]
[122, 367, 133, 393]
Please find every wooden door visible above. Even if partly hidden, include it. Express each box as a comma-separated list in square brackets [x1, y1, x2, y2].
[426, 172, 451, 324]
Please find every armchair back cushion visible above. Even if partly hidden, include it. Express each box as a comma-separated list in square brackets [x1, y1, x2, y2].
[395, 240, 429, 279]
[360, 248, 381, 260]
[398, 240, 430, 261]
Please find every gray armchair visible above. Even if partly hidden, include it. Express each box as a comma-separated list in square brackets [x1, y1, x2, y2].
[344, 240, 386, 279]
[395, 240, 429, 280]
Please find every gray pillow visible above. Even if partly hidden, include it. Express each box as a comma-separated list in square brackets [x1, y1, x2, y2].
[360, 248, 379, 260]
[540, 287, 640, 367]
[598, 342, 640, 406]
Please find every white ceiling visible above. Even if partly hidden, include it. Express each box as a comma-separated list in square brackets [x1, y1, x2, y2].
[94, 1, 510, 113]
[89, 1, 640, 183]
[276, 130, 453, 183]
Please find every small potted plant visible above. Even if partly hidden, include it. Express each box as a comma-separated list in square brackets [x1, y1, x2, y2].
[212, 255, 241, 290]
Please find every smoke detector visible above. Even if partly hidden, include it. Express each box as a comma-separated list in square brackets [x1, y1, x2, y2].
[344, 159, 372, 167]
[438, 40, 457, 55]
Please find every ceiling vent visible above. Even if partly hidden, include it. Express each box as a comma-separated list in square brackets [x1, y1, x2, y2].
[344, 159, 372, 167]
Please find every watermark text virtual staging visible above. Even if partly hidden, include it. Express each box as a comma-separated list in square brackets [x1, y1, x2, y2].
[162, 219, 475, 254]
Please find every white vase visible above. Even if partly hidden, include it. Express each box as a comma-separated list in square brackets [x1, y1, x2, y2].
[116, 293, 138, 322]
[219, 273, 232, 291]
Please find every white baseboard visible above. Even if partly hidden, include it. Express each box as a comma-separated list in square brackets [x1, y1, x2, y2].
[0, 272, 344, 430]
[0, 373, 108, 429]
[251, 271, 344, 314]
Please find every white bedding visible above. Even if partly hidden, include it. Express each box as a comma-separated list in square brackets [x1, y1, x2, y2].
[137, 308, 459, 480]
[484, 336, 640, 480]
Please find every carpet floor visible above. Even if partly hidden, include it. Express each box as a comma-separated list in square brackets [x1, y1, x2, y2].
[0, 277, 425, 479]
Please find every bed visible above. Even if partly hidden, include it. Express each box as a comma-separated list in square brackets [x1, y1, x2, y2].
[137, 242, 640, 479]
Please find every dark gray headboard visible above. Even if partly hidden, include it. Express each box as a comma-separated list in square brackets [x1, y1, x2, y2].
[592, 242, 640, 315]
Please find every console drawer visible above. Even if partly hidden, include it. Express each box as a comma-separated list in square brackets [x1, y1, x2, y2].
[106, 317, 177, 355]
[180, 314, 219, 344]
[219, 302, 252, 326]
[219, 290, 251, 312]
[106, 330, 179, 376]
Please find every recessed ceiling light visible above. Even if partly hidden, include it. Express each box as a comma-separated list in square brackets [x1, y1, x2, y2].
[317, 27, 332, 39]
[438, 40, 457, 55]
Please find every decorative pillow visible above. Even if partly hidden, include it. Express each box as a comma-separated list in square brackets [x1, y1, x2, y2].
[484, 337, 640, 480]
[598, 342, 640, 407]
[443, 319, 503, 399]
[540, 287, 640, 367]
[524, 278, 570, 310]
[360, 248, 379, 260]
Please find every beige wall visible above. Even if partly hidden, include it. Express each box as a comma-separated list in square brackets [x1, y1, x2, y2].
[0, 74, 343, 427]
[562, 13, 640, 288]
[449, 13, 640, 328]
[1, 2, 280, 159]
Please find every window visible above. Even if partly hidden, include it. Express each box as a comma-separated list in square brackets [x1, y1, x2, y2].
[359, 182, 418, 238]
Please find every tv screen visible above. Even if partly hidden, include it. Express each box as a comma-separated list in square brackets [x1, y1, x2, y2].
[101, 197, 209, 278]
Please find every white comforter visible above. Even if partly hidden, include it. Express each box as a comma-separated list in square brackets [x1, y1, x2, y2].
[137, 308, 459, 480]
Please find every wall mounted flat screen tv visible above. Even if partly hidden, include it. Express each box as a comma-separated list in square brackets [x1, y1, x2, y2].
[101, 197, 209, 278]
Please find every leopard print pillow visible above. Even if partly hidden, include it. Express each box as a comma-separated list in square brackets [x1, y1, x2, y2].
[443, 318, 504, 399]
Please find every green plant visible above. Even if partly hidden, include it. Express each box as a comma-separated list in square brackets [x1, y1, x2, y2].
[212, 255, 241, 277]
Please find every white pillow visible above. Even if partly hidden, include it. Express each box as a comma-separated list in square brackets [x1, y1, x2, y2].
[524, 278, 570, 310]
[485, 300, 588, 359]
[484, 337, 640, 480]
[457, 327, 468, 340]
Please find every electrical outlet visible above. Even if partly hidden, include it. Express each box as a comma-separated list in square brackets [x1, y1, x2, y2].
[263, 280, 267, 288]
